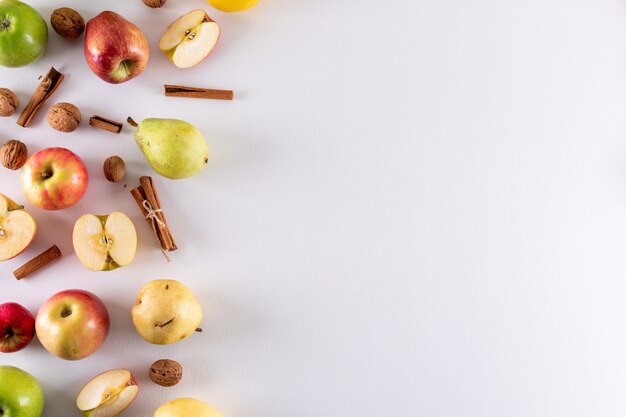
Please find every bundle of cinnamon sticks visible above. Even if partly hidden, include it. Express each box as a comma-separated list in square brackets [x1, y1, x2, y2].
[130, 176, 177, 252]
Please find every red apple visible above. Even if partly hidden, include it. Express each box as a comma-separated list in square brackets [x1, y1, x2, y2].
[20, 147, 88, 211]
[0, 302, 35, 353]
[35, 289, 109, 360]
[84, 11, 149, 84]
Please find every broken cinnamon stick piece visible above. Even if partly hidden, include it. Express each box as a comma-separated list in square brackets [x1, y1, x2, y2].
[13, 245, 62, 280]
[89, 115, 123, 134]
[164, 84, 234, 100]
[17, 67, 65, 127]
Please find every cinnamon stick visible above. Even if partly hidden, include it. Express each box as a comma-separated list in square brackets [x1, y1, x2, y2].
[164, 84, 234, 100]
[130, 178, 176, 252]
[13, 245, 62, 280]
[89, 115, 123, 134]
[139, 176, 176, 250]
[17, 67, 65, 127]
[145, 176, 177, 249]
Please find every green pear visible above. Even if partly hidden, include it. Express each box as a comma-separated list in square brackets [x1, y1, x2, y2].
[127, 117, 209, 179]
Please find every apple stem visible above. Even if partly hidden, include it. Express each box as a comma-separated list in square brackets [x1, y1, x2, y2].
[195, 327, 203, 332]
[127, 117, 138, 128]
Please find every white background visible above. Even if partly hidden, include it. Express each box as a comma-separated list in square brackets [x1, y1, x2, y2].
[2, 0, 626, 416]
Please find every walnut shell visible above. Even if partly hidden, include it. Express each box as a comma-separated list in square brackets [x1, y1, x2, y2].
[143, 0, 167, 7]
[48, 102, 81, 133]
[0, 140, 28, 170]
[0, 88, 18, 117]
[103, 156, 126, 182]
[149, 359, 182, 387]
[51, 8, 85, 39]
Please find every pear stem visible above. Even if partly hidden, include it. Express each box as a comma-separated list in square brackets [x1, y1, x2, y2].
[127, 117, 138, 128]
[195, 327, 203, 333]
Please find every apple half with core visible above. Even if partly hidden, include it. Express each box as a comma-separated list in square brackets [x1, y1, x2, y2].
[0, 302, 35, 353]
[0, 0, 48, 67]
[85, 11, 149, 84]
[0, 193, 36, 261]
[36, 289, 110, 360]
[132, 280, 203, 344]
[76, 369, 138, 417]
[159, 9, 219, 69]
[21, 147, 88, 210]
[0, 366, 44, 417]
[73, 212, 137, 272]
[154, 398, 224, 417]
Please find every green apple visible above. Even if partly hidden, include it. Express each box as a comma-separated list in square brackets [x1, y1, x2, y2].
[154, 398, 223, 417]
[0, 0, 48, 68]
[0, 366, 44, 417]
[132, 280, 203, 345]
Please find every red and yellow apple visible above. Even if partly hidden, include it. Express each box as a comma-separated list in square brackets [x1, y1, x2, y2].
[76, 369, 138, 417]
[0, 193, 36, 261]
[36, 289, 109, 360]
[21, 147, 88, 210]
[85, 11, 149, 84]
[0, 302, 35, 353]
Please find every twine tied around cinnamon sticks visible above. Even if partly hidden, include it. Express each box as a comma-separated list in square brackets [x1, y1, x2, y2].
[131, 176, 177, 261]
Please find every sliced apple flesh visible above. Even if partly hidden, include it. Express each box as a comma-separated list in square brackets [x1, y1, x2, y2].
[73, 212, 137, 271]
[159, 9, 220, 68]
[76, 369, 139, 417]
[0, 193, 36, 261]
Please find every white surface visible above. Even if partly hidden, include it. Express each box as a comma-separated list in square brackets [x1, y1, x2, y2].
[2, 0, 626, 416]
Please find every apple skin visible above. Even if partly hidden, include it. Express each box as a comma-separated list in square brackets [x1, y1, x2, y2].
[21, 147, 88, 211]
[36, 289, 110, 361]
[0, 302, 35, 353]
[0, 366, 44, 417]
[84, 11, 149, 84]
[0, 0, 48, 67]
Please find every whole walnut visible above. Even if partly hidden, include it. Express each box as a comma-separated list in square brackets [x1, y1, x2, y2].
[0, 140, 28, 170]
[143, 0, 167, 8]
[0, 88, 18, 117]
[149, 359, 182, 386]
[48, 103, 81, 133]
[51, 8, 85, 39]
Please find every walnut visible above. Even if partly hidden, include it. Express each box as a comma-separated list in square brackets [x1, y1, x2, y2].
[143, 0, 167, 8]
[0, 88, 18, 117]
[103, 156, 126, 182]
[0, 140, 28, 170]
[48, 102, 81, 132]
[149, 359, 182, 387]
[50, 8, 85, 39]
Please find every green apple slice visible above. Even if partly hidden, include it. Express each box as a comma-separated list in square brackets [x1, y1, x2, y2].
[0, 193, 36, 261]
[158, 9, 220, 69]
[72, 212, 137, 271]
[76, 369, 138, 417]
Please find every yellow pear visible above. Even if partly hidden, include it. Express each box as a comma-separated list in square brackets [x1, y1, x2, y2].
[154, 398, 223, 417]
[131, 280, 202, 344]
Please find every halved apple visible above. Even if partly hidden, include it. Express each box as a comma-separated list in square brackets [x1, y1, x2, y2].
[0, 193, 36, 261]
[76, 369, 139, 417]
[158, 9, 220, 69]
[73, 212, 137, 271]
